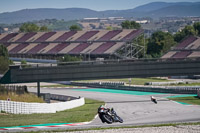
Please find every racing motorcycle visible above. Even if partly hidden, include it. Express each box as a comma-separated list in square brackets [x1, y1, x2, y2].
[98, 105, 123, 124]
[151, 96, 157, 104]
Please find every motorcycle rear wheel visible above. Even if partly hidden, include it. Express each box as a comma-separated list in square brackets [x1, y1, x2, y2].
[102, 114, 113, 124]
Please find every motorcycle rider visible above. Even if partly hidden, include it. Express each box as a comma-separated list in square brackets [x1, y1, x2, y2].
[151, 96, 157, 104]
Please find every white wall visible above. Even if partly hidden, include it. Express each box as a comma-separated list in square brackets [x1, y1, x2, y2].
[0, 98, 85, 114]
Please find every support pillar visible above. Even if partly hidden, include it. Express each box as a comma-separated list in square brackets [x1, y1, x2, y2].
[37, 81, 40, 97]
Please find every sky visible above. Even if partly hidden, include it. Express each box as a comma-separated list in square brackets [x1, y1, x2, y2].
[0, 0, 200, 13]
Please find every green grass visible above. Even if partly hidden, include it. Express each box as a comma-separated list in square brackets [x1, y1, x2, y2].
[78, 78, 168, 85]
[0, 98, 104, 127]
[168, 96, 200, 105]
[0, 93, 44, 103]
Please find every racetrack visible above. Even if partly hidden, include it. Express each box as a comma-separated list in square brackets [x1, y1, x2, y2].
[27, 87, 200, 129]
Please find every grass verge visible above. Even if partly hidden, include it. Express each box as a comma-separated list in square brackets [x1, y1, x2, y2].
[0, 98, 104, 127]
[0, 93, 44, 103]
[168, 96, 200, 105]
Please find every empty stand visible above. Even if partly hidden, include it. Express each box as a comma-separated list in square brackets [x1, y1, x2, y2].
[161, 51, 177, 59]
[91, 42, 116, 54]
[122, 30, 142, 41]
[0, 33, 18, 42]
[34, 32, 56, 42]
[55, 31, 77, 42]
[27, 43, 49, 54]
[69, 43, 90, 54]
[76, 31, 99, 41]
[9, 43, 28, 54]
[16, 32, 37, 42]
[80, 42, 103, 54]
[47, 43, 69, 54]
[172, 51, 192, 58]
[9, 33, 25, 42]
[188, 52, 200, 58]
[175, 36, 198, 49]
[104, 42, 125, 54]
[19, 43, 38, 54]
[59, 43, 80, 54]
[98, 30, 122, 41]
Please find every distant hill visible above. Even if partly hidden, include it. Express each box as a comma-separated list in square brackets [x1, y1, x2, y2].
[0, 2, 200, 24]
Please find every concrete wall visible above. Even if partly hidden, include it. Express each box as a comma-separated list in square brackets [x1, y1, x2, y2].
[2, 59, 200, 83]
[0, 97, 85, 114]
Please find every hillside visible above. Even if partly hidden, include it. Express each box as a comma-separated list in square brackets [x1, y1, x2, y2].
[0, 2, 200, 24]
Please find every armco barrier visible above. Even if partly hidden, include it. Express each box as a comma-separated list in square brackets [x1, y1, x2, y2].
[71, 82, 200, 94]
[0, 97, 84, 114]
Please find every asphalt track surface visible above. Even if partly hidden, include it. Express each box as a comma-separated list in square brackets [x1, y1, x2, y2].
[5, 87, 200, 132]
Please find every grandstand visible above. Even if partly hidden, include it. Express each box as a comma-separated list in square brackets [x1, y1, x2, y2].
[0, 29, 143, 60]
[162, 36, 200, 59]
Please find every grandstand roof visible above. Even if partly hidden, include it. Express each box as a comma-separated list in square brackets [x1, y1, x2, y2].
[0, 29, 143, 56]
[162, 36, 200, 59]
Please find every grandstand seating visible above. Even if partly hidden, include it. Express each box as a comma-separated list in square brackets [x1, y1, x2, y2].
[9, 33, 25, 42]
[68, 31, 86, 41]
[98, 30, 122, 41]
[27, 43, 49, 54]
[9, 43, 28, 54]
[188, 52, 200, 58]
[55, 31, 77, 42]
[34, 32, 56, 42]
[19, 43, 38, 54]
[175, 36, 198, 49]
[16, 32, 37, 42]
[47, 43, 69, 54]
[80, 42, 102, 54]
[0, 33, 18, 42]
[76, 31, 99, 41]
[172, 51, 192, 58]
[0, 29, 144, 58]
[122, 29, 142, 41]
[69, 43, 90, 54]
[7, 44, 19, 51]
[59, 43, 80, 54]
[161, 51, 177, 59]
[91, 42, 116, 54]
[104, 42, 124, 54]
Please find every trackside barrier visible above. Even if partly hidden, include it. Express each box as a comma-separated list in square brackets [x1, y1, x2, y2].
[71, 82, 200, 94]
[198, 90, 200, 98]
[0, 97, 84, 114]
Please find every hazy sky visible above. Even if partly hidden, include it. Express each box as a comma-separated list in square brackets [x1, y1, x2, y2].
[0, 0, 200, 13]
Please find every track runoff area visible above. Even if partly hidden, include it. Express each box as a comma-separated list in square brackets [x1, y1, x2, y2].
[1, 87, 199, 131]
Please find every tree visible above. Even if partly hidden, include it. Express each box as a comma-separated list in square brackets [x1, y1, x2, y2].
[193, 22, 200, 35]
[40, 26, 49, 32]
[0, 44, 9, 58]
[174, 25, 197, 42]
[69, 25, 82, 31]
[19, 23, 49, 32]
[106, 26, 113, 30]
[19, 23, 40, 32]
[0, 45, 10, 73]
[147, 31, 176, 58]
[60, 55, 82, 62]
[121, 20, 141, 29]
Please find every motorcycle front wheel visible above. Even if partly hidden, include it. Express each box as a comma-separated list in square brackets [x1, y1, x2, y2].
[116, 116, 123, 123]
[102, 114, 113, 124]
